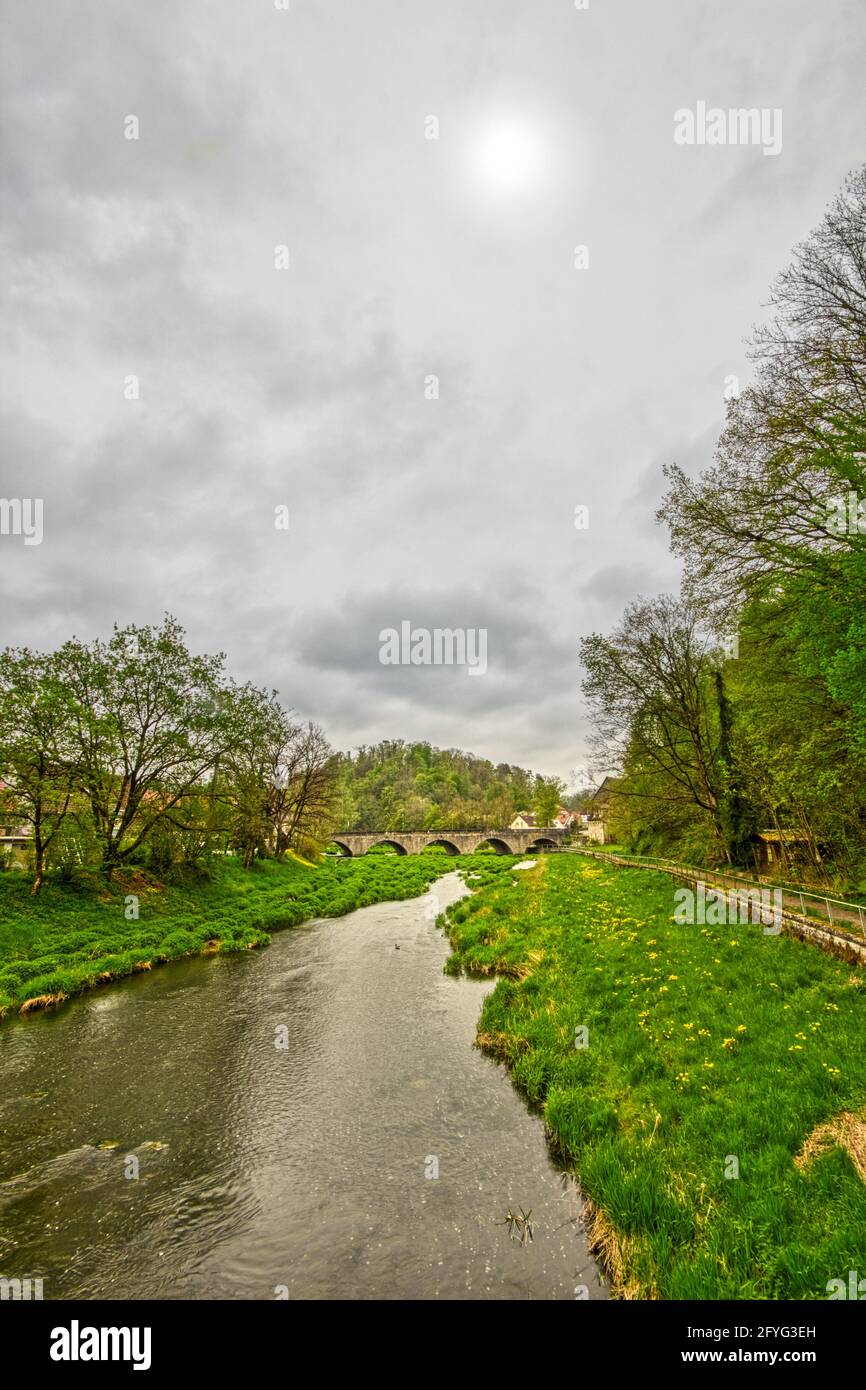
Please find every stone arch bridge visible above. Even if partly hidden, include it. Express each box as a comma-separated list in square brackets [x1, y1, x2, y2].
[328, 828, 567, 856]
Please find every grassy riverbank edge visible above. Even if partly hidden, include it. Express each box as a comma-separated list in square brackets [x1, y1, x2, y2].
[441, 855, 866, 1300]
[0, 851, 498, 1021]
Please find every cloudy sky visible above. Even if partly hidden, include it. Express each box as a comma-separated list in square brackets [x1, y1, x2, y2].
[1, 0, 864, 785]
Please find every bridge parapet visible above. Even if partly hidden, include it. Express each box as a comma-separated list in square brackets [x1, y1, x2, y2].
[328, 828, 566, 856]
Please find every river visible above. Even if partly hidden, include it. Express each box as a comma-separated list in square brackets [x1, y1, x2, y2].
[0, 871, 606, 1300]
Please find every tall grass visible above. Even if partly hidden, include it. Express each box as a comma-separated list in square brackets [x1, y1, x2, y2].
[444, 855, 866, 1299]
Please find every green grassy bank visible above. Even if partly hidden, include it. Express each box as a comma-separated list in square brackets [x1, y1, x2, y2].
[443, 854, 866, 1299]
[0, 850, 483, 1018]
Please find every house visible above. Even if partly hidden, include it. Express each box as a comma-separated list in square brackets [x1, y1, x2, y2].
[577, 777, 623, 846]
[581, 818, 611, 844]
[0, 778, 31, 845]
[510, 807, 575, 831]
[752, 830, 814, 874]
[589, 776, 620, 812]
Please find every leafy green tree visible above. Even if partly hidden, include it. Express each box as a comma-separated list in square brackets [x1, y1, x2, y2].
[533, 777, 563, 827]
[218, 684, 287, 867]
[0, 648, 76, 893]
[714, 667, 755, 865]
[54, 616, 227, 875]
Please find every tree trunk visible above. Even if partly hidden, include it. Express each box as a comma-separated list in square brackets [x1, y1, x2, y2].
[31, 810, 44, 895]
[31, 842, 44, 896]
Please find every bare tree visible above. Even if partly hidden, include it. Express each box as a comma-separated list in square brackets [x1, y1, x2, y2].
[271, 722, 339, 857]
[580, 595, 737, 858]
[659, 164, 866, 619]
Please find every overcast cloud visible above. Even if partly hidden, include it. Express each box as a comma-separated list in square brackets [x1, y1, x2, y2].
[1, 0, 864, 783]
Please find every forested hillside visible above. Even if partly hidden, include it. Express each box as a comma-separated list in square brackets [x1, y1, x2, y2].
[334, 741, 569, 832]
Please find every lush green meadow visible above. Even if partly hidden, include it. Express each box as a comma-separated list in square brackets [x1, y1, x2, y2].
[0, 849, 474, 1018]
[444, 853, 866, 1299]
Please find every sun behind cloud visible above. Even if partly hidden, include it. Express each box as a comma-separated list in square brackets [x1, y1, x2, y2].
[473, 117, 549, 196]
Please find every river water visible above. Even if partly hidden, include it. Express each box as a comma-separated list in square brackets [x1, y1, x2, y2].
[0, 871, 606, 1300]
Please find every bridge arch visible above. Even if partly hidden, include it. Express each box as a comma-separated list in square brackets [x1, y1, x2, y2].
[471, 836, 514, 855]
[527, 837, 558, 853]
[328, 839, 354, 857]
[422, 838, 461, 856]
[367, 838, 408, 856]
